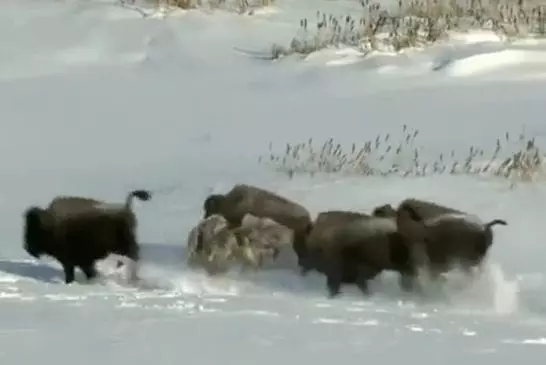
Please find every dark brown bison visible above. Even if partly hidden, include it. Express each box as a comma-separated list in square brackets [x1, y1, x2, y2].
[46, 191, 151, 268]
[372, 198, 464, 220]
[23, 189, 151, 284]
[395, 202, 507, 282]
[202, 184, 313, 268]
[300, 210, 370, 275]
[303, 210, 416, 298]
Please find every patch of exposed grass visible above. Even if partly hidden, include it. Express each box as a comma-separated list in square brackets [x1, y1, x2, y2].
[258, 125, 546, 185]
[268, 0, 546, 59]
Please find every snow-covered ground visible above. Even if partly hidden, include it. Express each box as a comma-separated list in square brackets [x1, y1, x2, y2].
[2, 0, 546, 363]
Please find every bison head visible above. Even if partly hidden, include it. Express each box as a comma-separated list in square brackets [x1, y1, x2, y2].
[372, 204, 396, 218]
[203, 194, 225, 219]
[23, 206, 53, 259]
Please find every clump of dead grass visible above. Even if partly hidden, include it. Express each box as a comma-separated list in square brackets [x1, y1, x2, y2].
[258, 125, 546, 184]
[269, 0, 546, 59]
[143, 0, 274, 14]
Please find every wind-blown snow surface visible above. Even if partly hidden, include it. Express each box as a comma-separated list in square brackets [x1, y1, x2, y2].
[2, 0, 546, 363]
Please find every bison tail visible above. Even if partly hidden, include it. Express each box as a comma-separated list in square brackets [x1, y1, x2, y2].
[125, 189, 152, 210]
[484, 219, 508, 229]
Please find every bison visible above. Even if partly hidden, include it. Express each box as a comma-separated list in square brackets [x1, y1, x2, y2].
[22, 189, 151, 284]
[230, 214, 294, 268]
[302, 210, 416, 298]
[202, 184, 313, 269]
[186, 213, 294, 275]
[395, 201, 508, 282]
[46, 190, 151, 268]
[186, 214, 241, 275]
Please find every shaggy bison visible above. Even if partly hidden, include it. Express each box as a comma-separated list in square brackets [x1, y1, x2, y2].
[202, 184, 313, 268]
[231, 214, 294, 268]
[23, 189, 151, 284]
[186, 214, 241, 275]
[303, 210, 416, 298]
[186, 213, 294, 275]
[46, 191, 151, 268]
[395, 201, 508, 280]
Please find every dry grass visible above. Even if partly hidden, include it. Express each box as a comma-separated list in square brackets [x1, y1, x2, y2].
[269, 0, 546, 59]
[258, 125, 546, 184]
[141, 0, 274, 13]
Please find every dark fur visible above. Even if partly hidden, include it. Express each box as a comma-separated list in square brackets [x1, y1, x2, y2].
[372, 198, 465, 220]
[371, 204, 397, 218]
[202, 184, 313, 268]
[23, 190, 151, 284]
[396, 204, 507, 280]
[47, 196, 102, 218]
[397, 198, 464, 220]
[300, 210, 369, 275]
[303, 210, 416, 298]
[47, 190, 150, 218]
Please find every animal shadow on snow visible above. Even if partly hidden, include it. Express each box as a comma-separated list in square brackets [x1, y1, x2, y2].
[0, 259, 80, 284]
[0, 258, 142, 287]
[0, 243, 187, 288]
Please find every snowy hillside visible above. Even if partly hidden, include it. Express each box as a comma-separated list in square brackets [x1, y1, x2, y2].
[1, 0, 546, 363]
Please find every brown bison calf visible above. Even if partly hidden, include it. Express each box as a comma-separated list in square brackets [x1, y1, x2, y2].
[395, 202, 507, 281]
[23, 190, 151, 284]
[303, 210, 415, 298]
[202, 184, 313, 269]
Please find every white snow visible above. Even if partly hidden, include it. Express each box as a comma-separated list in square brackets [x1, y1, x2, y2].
[1, 0, 546, 363]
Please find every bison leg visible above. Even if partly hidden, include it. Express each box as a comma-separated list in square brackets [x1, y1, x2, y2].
[292, 231, 309, 273]
[355, 266, 381, 296]
[355, 275, 370, 295]
[271, 247, 280, 260]
[80, 264, 98, 281]
[239, 246, 262, 271]
[399, 273, 416, 292]
[62, 263, 76, 284]
[398, 265, 425, 295]
[327, 273, 342, 298]
[324, 256, 343, 298]
[298, 253, 316, 276]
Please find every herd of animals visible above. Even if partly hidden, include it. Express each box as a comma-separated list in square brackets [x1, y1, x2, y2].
[22, 183, 508, 298]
